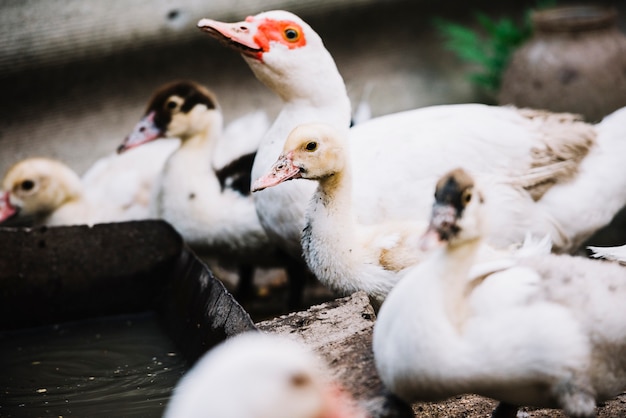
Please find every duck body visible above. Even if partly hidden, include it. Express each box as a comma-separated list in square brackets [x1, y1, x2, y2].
[199, 10, 626, 260]
[81, 139, 179, 221]
[373, 168, 626, 417]
[346, 104, 593, 246]
[153, 127, 271, 261]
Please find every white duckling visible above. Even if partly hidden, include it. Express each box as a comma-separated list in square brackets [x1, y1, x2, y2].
[253, 123, 429, 306]
[198, 10, 626, 263]
[163, 332, 367, 418]
[117, 80, 291, 304]
[373, 167, 626, 418]
[0, 155, 175, 226]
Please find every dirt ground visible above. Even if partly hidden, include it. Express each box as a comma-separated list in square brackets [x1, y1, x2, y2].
[412, 393, 626, 417]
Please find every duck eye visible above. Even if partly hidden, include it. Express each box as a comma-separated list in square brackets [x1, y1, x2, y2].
[290, 372, 311, 388]
[305, 141, 317, 151]
[462, 188, 472, 204]
[166, 100, 178, 110]
[20, 180, 35, 191]
[283, 27, 300, 42]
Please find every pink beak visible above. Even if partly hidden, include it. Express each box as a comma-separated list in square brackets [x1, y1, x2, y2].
[117, 111, 162, 153]
[197, 17, 263, 59]
[0, 191, 18, 223]
[319, 382, 368, 418]
[252, 154, 302, 192]
[419, 203, 458, 251]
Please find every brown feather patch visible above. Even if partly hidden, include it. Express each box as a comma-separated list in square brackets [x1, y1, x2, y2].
[517, 108, 596, 200]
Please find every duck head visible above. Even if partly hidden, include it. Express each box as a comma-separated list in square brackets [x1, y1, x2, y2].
[163, 332, 366, 418]
[0, 158, 83, 225]
[118, 80, 222, 153]
[198, 11, 346, 105]
[197, 10, 312, 63]
[252, 123, 347, 192]
[421, 167, 486, 249]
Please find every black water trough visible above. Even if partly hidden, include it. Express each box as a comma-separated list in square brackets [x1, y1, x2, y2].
[0, 221, 256, 417]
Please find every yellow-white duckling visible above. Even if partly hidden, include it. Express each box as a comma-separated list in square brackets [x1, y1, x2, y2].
[373, 168, 626, 418]
[253, 123, 429, 306]
[117, 81, 291, 304]
[0, 158, 86, 226]
[0, 152, 176, 226]
[163, 332, 367, 418]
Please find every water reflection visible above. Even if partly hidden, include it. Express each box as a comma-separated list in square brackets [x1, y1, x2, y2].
[0, 312, 187, 417]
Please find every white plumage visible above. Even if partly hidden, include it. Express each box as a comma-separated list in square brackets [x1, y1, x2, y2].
[588, 244, 626, 264]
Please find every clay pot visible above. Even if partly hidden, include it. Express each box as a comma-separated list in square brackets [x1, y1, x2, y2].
[498, 5, 626, 122]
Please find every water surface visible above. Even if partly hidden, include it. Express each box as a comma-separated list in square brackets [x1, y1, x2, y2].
[0, 311, 187, 417]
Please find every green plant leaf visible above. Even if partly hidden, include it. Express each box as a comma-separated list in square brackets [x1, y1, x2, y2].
[433, 0, 558, 94]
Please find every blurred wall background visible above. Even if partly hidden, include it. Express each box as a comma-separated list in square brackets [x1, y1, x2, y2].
[1, 0, 625, 176]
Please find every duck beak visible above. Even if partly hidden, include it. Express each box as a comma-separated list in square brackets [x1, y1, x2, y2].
[419, 203, 458, 250]
[252, 154, 301, 192]
[117, 111, 162, 153]
[318, 382, 367, 418]
[197, 17, 264, 59]
[0, 191, 18, 223]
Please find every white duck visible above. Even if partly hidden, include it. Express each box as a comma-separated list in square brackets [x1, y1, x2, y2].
[163, 332, 367, 418]
[0, 143, 176, 226]
[117, 80, 291, 304]
[198, 10, 626, 261]
[373, 167, 626, 418]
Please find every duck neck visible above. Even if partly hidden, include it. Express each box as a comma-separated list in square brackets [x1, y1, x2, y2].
[435, 237, 483, 331]
[246, 50, 350, 111]
[317, 170, 350, 212]
[179, 125, 219, 156]
[303, 164, 382, 295]
[309, 167, 354, 240]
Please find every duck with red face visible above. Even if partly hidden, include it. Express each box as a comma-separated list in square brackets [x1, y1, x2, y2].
[198, 9, 626, 272]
